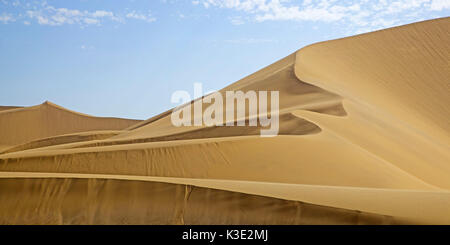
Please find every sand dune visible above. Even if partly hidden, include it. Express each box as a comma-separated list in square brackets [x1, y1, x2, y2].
[0, 130, 124, 154]
[0, 18, 449, 224]
[0, 101, 141, 148]
[0, 106, 23, 112]
[0, 175, 396, 225]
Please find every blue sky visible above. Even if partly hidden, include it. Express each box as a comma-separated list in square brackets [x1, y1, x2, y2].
[1, 0, 449, 119]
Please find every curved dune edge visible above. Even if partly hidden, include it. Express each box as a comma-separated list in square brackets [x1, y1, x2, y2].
[0, 134, 437, 190]
[1, 18, 449, 224]
[293, 17, 450, 190]
[1, 172, 450, 224]
[103, 53, 345, 144]
[294, 17, 450, 146]
[0, 130, 124, 154]
[0, 106, 23, 112]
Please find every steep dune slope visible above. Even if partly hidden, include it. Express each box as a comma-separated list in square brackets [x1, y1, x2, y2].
[0, 18, 449, 224]
[295, 17, 450, 145]
[0, 54, 435, 190]
[0, 175, 397, 225]
[294, 17, 450, 189]
[108, 54, 344, 141]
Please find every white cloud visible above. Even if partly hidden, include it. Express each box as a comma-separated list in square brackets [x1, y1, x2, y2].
[81, 45, 95, 50]
[83, 18, 99, 25]
[125, 11, 156, 22]
[0, 12, 14, 23]
[229, 16, 245, 25]
[1, 1, 156, 26]
[430, 0, 450, 10]
[24, 3, 120, 26]
[193, 0, 450, 33]
[225, 38, 277, 44]
[91, 10, 113, 18]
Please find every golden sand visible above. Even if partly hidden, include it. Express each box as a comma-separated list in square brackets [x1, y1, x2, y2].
[0, 18, 449, 224]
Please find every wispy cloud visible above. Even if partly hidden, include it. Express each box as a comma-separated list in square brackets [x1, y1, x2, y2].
[125, 11, 156, 23]
[229, 16, 245, 25]
[192, 0, 450, 33]
[430, 0, 450, 10]
[25, 5, 117, 26]
[81, 45, 95, 50]
[0, 12, 14, 23]
[225, 38, 277, 44]
[0, 0, 156, 26]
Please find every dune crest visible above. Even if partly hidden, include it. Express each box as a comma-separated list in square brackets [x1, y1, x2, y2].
[0, 18, 449, 224]
[0, 101, 141, 148]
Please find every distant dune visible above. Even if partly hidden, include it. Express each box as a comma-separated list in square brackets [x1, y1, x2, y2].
[0, 17, 449, 224]
[0, 101, 141, 150]
[0, 106, 23, 112]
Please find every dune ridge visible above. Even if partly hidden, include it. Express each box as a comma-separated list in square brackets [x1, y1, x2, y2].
[0, 101, 141, 148]
[0, 18, 449, 224]
[0, 106, 23, 112]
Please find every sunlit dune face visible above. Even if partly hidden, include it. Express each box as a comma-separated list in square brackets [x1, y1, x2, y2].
[0, 18, 449, 225]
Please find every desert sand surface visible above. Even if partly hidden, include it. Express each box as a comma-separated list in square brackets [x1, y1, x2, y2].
[0, 101, 140, 148]
[0, 18, 449, 224]
[0, 106, 23, 112]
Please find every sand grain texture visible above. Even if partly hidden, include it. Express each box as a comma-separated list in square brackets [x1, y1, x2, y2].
[0, 18, 449, 224]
